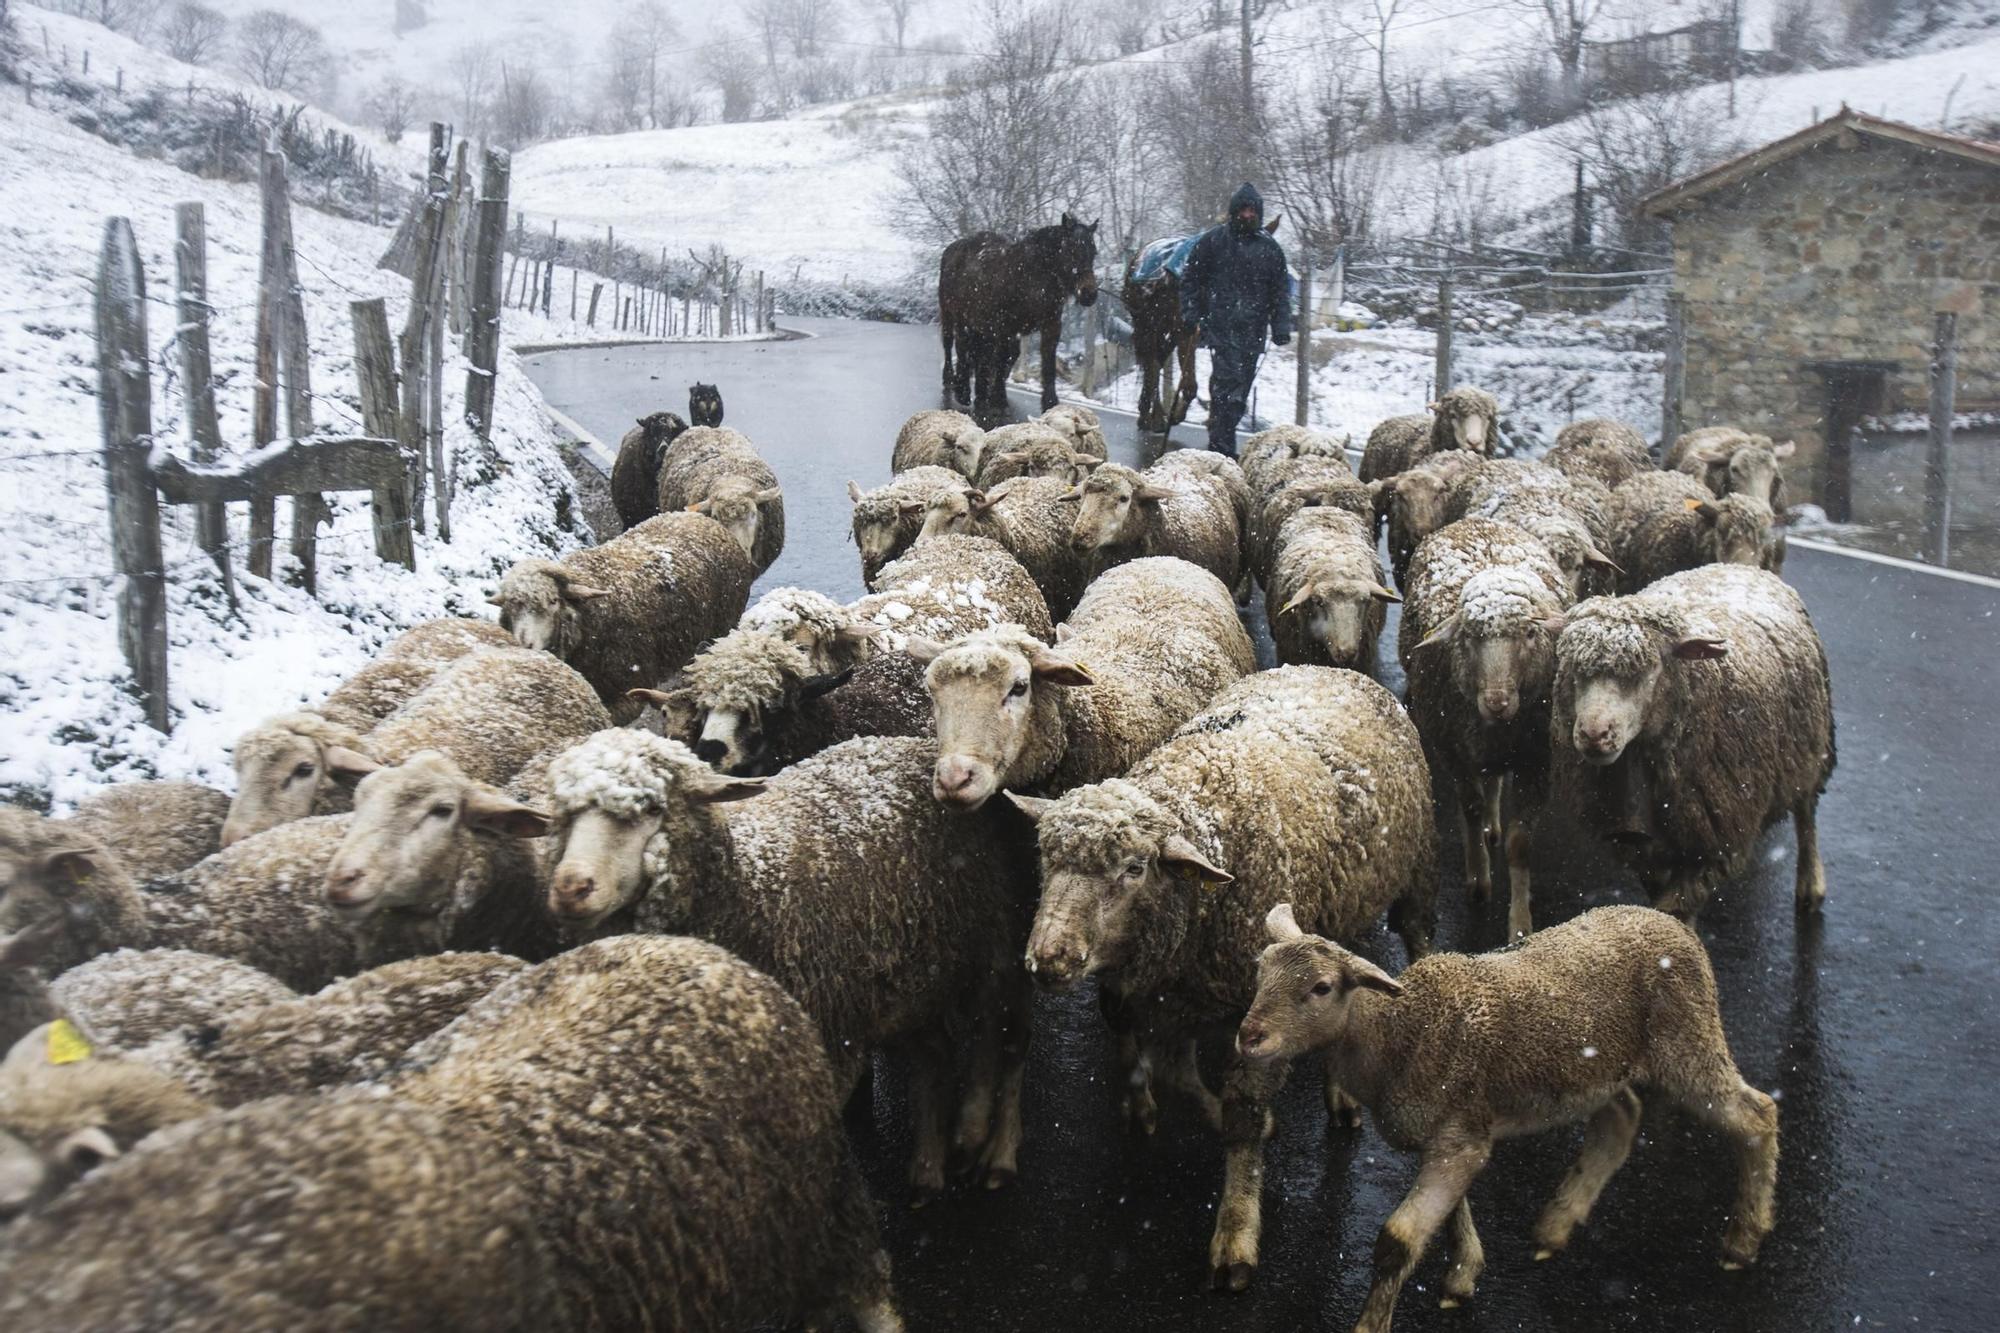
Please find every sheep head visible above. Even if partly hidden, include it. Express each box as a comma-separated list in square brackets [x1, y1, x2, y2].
[1009, 782, 1231, 990]
[491, 558, 609, 659]
[1414, 567, 1567, 726]
[1277, 577, 1398, 669]
[1553, 599, 1728, 766]
[1429, 386, 1499, 453]
[1236, 904, 1403, 1063]
[1068, 465, 1169, 553]
[636, 629, 839, 777]
[937, 424, 988, 478]
[1686, 495, 1776, 569]
[0, 811, 138, 977]
[920, 486, 994, 541]
[911, 627, 1090, 811]
[224, 713, 376, 847]
[688, 478, 781, 562]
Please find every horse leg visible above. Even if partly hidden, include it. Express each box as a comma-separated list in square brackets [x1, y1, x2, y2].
[954, 328, 978, 408]
[941, 318, 956, 403]
[1137, 348, 1159, 432]
[1170, 331, 1198, 426]
[1040, 316, 1061, 412]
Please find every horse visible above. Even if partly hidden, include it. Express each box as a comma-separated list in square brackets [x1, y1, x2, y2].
[1122, 217, 1282, 436]
[939, 213, 1099, 417]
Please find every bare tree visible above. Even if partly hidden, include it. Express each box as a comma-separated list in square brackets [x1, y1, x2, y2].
[1518, 0, 1609, 109]
[872, 0, 919, 52]
[50, 0, 162, 37]
[394, 0, 428, 33]
[159, 0, 227, 64]
[447, 41, 498, 138]
[1073, 70, 1168, 260]
[703, 37, 763, 122]
[493, 61, 559, 146]
[1550, 88, 1746, 249]
[1142, 36, 1265, 230]
[745, 0, 788, 71]
[785, 0, 843, 59]
[365, 74, 421, 143]
[1338, 0, 1405, 138]
[605, 2, 682, 128]
[1268, 29, 1381, 254]
[234, 10, 335, 98]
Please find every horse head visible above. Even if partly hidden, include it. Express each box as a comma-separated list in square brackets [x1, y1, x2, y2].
[1056, 212, 1100, 307]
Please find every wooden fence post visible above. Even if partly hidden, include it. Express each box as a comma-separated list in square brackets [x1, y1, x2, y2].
[570, 268, 578, 320]
[399, 124, 450, 531]
[446, 138, 471, 339]
[1661, 291, 1685, 452]
[587, 282, 602, 327]
[268, 147, 326, 595]
[1925, 306, 1959, 568]
[1294, 246, 1313, 427]
[1433, 271, 1454, 397]
[464, 147, 510, 442]
[174, 201, 233, 601]
[248, 150, 289, 577]
[95, 218, 170, 731]
[351, 298, 415, 569]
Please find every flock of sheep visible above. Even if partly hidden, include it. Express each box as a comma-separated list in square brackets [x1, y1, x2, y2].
[0, 385, 1834, 1333]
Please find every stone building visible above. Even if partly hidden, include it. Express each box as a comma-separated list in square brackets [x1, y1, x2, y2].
[1643, 109, 2000, 518]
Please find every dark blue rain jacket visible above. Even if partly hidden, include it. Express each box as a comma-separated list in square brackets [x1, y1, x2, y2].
[1178, 183, 1293, 353]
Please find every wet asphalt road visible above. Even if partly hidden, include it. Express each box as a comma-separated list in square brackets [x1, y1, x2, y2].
[522, 319, 2000, 1333]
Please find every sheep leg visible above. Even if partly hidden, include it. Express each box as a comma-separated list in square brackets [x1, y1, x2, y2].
[1116, 1030, 1158, 1135]
[1672, 1076, 1780, 1269]
[1324, 1063, 1364, 1134]
[1438, 1200, 1485, 1308]
[951, 976, 1004, 1169]
[1793, 794, 1826, 911]
[823, 1154, 906, 1333]
[1206, 1055, 1289, 1292]
[1456, 782, 1492, 901]
[1505, 819, 1534, 941]
[976, 969, 1033, 1189]
[1651, 869, 1714, 920]
[1533, 1087, 1642, 1257]
[1160, 1037, 1224, 1133]
[905, 1037, 955, 1206]
[1480, 773, 1505, 855]
[1354, 1136, 1491, 1333]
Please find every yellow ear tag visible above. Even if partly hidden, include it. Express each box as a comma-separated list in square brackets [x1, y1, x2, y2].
[46, 1020, 93, 1066]
[65, 859, 92, 885]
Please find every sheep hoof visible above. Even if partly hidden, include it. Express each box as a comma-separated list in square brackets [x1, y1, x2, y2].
[1466, 878, 1491, 903]
[1720, 1259, 1745, 1272]
[908, 1186, 941, 1211]
[1208, 1261, 1255, 1293]
[1533, 1248, 1555, 1262]
[1439, 1297, 1460, 1310]
[983, 1166, 1016, 1191]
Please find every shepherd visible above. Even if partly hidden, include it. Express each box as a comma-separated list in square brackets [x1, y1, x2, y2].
[1179, 182, 1292, 458]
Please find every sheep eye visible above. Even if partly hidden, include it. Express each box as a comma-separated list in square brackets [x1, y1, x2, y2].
[1311, 980, 1335, 997]
[1123, 859, 1146, 878]
[290, 762, 316, 781]
[1006, 681, 1029, 700]
[428, 804, 455, 820]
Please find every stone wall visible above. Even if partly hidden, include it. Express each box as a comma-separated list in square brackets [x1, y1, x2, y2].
[1667, 135, 2000, 504]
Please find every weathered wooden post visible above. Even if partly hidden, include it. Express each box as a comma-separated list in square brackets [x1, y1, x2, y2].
[174, 202, 233, 600]
[1294, 245, 1313, 427]
[1924, 303, 1961, 568]
[587, 281, 603, 327]
[95, 218, 169, 731]
[446, 138, 471, 338]
[249, 148, 287, 577]
[1662, 291, 1686, 450]
[351, 297, 415, 569]
[1433, 270, 1454, 396]
[269, 148, 327, 594]
[399, 124, 451, 529]
[464, 147, 511, 442]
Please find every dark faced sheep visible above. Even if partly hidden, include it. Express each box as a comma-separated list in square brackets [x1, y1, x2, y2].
[1550, 564, 1835, 918]
[607, 410, 690, 529]
[1239, 903, 1779, 1332]
[1007, 667, 1439, 1291]
[492, 512, 754, 720]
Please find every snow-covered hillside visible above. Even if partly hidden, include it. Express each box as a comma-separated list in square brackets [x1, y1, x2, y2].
[0, 17, 604, 810]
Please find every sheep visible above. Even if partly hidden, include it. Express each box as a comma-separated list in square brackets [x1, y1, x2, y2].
[1037, 402, 1108, 459]
[1066, 450, 1247, 597]
[541, 728, 1032, 1197]
[654, 425, 786, 573]
[891, 408, 988, 477]
[1237, 902, 1780, 1332]
[607, 409, 691, 528]
[689, 381, 725, 426]
[914, 557, 1256, 810]
[1266, 507, 1399, 671]
[1398, 517, 1573, 940]
[0, 1090, 564, 1325]
[1006, 666, 1439, 1290]
[974, 425, 1100, 489]
[853, 533, 1056, 647]
[921, 474, 1093, 619]
[1359, 387, 1500, 483]
[1550, 564, 1835, 918]
[1666, 425, 1794, 509]
[222, 618, 516, 844]
[1446, 458, 1620, 599]
[491, 512, 753, 720]
[1547, 417, 1656, 490]
[49, 948, 295, 1047]
[741, 585, 885, 672]
[1253, 463, 1377, 587]
[847, 465, 965, 584]
[65, 779, 230, 881]
[1242, 423, 1354, 500]
[1380, 447, 1484, 588]
[1609, 469, 1782, 593]
[0, 954, 528, 1202]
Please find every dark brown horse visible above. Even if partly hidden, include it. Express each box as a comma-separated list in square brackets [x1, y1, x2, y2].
[1123, 216, 1282, 435]
[939, 213, 1099, 416]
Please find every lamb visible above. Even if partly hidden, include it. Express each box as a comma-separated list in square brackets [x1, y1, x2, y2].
[541, 728, 1032, 1197]
[1380, 448, 1484, 588]
[921, 474, 1093, 619]
[1006, 667, 1439, 1290]
[654, 425, 786, 573]
[1609, 469, 1782, 592]
[974, 424, 1100, 488]
[222, 618, 515, 844]
[491, 512, 754, 719]
[1066, 450, 1247, 597]
[915, 557, 1256, 810]
[607, 409, 690, 528]
[1037, 402, 1108, 459]
[66, 779, 230, 880]
[1238, 903, 1780, 1332]
[891, 408, 988, 476]
[1266, 507, 1399, 671]
[0, 1091, 562, 1324]
[1547, 417, 1656, 490]
[1242, 423, 1354, 500]
[49, 948, 295, 1047]
[1550, 564, 1835, 918]
[847, 465, 965, 584]
[1446, 458, 1619, 598]
[1358, 387, 1500, 483]
[1398, 517, 1573, 940]
[1666, 425, 1794, 508]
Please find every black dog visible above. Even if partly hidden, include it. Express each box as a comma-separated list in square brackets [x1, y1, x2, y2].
[689, 383, 724, 428]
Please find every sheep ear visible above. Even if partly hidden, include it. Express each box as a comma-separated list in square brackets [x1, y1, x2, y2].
[967, 490, 997, 517]
[1053, 622, 1073, 643]
[1669, 635, 1729, 661]
[1278, 582, 1318, 615]
[685, 771, 767, 804]
[1002, 792, 1054, 823]
[1026, 644, 1094, 687]
[3, 1023, 62, 1076]
[1583, 545, 1622, 573]
[1773, 440, 1797, 460]
[563, 583, 613, 602]
[799, 666, 856, 700]
[688, 500, 712, 515]
[1425, 400, 1442, 413]
[753, 486, 782, 505]
[1684, 497, 1721, 523]
[1343, 955, 1404, 998]
[998, 450, 1028, 467]
[1161, 834, 1233, 883]
[485, 592, 504, 606]
[625, 687, 674, 707]
[1371, 585, 1402, 605]
[1055, 485, 1083, 502]
[0, 913, 64, 966]
[901, 635, 946, 664]
[1413, 613, 1460, 651]
[325, 746, 382, 781]
[1134, 481, 1175, 503]
[847, 480, 865, 504]
[835, 623, 884, 650]
[56, 1125, 121, 1174]
[898, 499, 926, 517]
[462, 789, 553, 840]
[1540, 612, 1569, 635]
[40, 847, 103, 889]
[1265, 902, 1304, 943]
